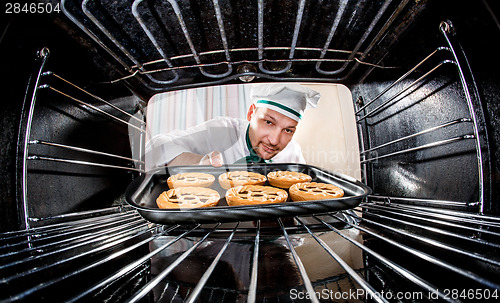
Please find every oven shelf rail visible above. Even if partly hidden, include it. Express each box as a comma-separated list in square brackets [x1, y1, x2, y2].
[354, 47, 452, 119]
[37, 82, 144, 133]
[355, 21, 489, 215]
[20, 54, 146, 230]
[26, 70, 145, 161]
[28, 140, 141, 164]
[44, 72, 145, 126]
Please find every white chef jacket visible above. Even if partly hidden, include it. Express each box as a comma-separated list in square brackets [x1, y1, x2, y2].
[145, 116, 305, 170]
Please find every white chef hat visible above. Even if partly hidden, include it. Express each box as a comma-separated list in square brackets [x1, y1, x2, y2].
[250, 83, 320, 122]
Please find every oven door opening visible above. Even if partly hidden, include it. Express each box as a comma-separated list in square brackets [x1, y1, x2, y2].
[1, 0, 500, 302]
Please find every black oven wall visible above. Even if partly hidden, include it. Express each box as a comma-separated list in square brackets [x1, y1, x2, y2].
[0, 13, 143, 232]
[350, 0, 500, 214]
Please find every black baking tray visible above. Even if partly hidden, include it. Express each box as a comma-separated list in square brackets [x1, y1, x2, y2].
[125, 163, 371, 224]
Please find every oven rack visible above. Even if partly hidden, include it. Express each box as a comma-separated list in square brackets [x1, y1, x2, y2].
[1, 203, 499, 302]
[19, 50, 146, 229]
[153, 270, 366, 302]
[38, 72, 146, 134]
[355, 20, 490, 214]
[60, 0, 414, 90]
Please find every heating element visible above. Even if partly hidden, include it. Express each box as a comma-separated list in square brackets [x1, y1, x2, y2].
[58, 0, 424, 94]
[2, 0, 500, 302]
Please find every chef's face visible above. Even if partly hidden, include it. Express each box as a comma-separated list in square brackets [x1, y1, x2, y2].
[247, 105, 298, 160]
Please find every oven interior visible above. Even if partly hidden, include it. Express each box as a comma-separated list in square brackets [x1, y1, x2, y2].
[1, 0, 500, 302]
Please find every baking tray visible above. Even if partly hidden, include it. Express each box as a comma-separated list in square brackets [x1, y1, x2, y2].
[125, 163, 371, 224]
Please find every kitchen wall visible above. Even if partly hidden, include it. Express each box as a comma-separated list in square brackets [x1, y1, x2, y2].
[294, 83, 361, 180]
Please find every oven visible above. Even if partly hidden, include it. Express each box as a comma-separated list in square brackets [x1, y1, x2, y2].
[1, 0, 500, 302]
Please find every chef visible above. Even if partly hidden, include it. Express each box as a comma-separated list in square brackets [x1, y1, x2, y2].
[145, 83, 320, 170]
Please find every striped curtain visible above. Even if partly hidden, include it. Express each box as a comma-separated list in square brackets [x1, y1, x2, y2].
[146, 84, 253, 140]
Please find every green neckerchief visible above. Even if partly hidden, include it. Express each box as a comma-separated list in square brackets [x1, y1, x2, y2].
[234, 126, 271, 164]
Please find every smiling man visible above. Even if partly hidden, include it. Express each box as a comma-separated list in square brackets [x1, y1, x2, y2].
[145, 83, 320, 170]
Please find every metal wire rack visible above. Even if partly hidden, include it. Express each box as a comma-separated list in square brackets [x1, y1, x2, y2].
[19, 53, 146, 229]
[355, 20, 490, 214]
[2, 205, 499, 302]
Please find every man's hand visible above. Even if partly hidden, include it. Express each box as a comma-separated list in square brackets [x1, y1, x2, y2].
[167, 151, 223, 167]
[199, 151, 224, 167]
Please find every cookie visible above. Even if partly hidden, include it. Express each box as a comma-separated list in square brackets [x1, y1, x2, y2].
[218, 171, 266, 189]
[267, 170, 312, 189]
[167, 172, 215, 188]
[226, 185, 288, 206]
[156, 187, 220, 209]
[289, 182, 344, 201]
